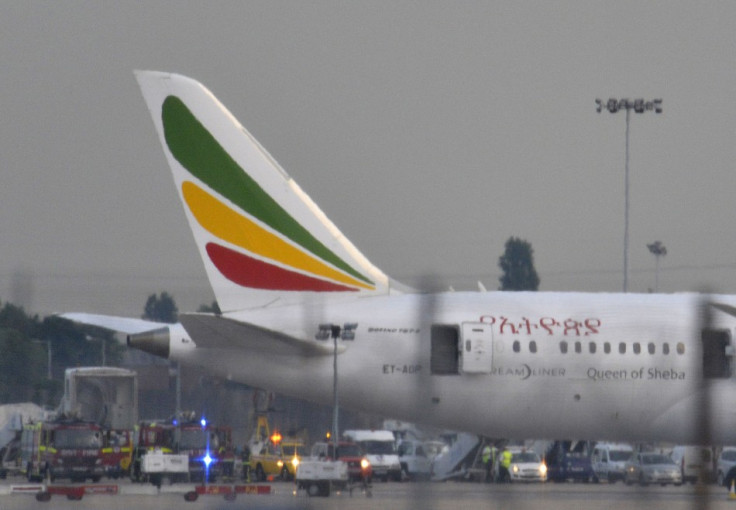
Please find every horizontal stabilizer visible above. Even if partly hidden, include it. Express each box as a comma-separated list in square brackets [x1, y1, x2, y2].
[59, 313, 167, 335]
[179, 314, 336, 357]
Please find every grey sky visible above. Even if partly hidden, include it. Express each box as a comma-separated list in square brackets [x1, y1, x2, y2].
[2, 2, 736, 317]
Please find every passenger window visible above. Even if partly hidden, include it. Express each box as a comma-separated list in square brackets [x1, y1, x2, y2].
[560, 341, 568, 354]
[513, 340, 520, 353]
[604, 342, 611, 354]
[529, 340, 537, 353]
[677, 342, 685, 355]
[633, 342, 641, 354]
[648, 342, 655, 355]
[589, 342, 596, 354]
[575, 341, 582, 353]
[663, 343, 670, 355]
[619, 342, 626, 354]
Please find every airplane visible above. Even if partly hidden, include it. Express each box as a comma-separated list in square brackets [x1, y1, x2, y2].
[65, 71, 736, 445]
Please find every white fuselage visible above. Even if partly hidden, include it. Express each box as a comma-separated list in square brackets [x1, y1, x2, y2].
[171, 291, 736, 444]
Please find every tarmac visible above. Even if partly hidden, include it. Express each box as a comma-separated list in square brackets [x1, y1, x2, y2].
[0, 478, 734, 510]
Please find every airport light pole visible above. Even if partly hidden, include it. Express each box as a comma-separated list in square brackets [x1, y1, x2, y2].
[647, 241, 667, 292]
[596, 98, 663, 292]
[316, 323, 357, 454]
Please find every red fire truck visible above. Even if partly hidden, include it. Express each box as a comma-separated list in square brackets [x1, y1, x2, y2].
[130, 418, 233, 484]
[129, 420, 176, 483]
[176, 418, 233, 482]
[20, 419, 104, 483]
[100, 428, 134, 478]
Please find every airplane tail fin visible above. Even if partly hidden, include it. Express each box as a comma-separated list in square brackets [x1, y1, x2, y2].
[135, 71, 402, 312]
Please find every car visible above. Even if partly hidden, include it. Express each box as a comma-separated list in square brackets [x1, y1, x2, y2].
[717, 447, 736, 487]
[507, 449, 547, 483]
[670, 445, 714, 484]
[624, 452, 682, 486]
[310, 441, 372, 484]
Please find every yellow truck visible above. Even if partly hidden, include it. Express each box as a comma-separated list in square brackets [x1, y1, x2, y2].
[250, 433, 306, 481]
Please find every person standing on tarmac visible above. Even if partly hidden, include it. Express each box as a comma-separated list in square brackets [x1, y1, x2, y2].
[241, 445, 251, 482]
[499, 446, 512, 483]
[482, 443, 492, 483]
[491, 445, 499, 482]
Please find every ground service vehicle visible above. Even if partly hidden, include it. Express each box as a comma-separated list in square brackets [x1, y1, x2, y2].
[717, 447, 736, 486]
[591, 442, 633, 483]
[344, 430, 401, 481]
[140, 449, 190, 486]
[250, 432, 306, 481]
[311, 441, 372, 483]
[397, 439, 432, 480]
[624, 452, 682, 486]
[670, 445, 715, 484]
[545, 441, 595, 483]
[508, 449, 547, 483]
[296, 457, 349, 497]
[21, 419, 104, 482]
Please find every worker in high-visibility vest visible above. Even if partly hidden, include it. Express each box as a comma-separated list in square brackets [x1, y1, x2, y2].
[500, 446, 512, 483]
[482, 443, 492, 483]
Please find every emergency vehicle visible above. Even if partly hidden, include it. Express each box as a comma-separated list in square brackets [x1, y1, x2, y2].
[130, 420, 175, 482]
[20, 419, 104, 482]
[100, 428, 133, 478]
[176, 418, 233, 482]
[130, 417, 232, 483]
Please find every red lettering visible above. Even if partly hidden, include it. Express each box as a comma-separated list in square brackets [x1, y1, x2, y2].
[480, 315, 496, 325]
[584, 318, 601, 335]
[539, 317, 558, 335]
[499, 317, 518, 335]
[563, 319, 581, 336]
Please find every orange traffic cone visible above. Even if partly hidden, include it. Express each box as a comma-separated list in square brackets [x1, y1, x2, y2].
[729, 479, 736, 500]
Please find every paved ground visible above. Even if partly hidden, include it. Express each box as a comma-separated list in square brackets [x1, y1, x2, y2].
[0, 479, 732, 510]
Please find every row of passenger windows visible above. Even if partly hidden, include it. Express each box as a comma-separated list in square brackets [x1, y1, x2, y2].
[511, 340, 686, 356]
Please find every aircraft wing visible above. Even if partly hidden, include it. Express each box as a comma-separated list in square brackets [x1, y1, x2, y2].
[59, 313, 167, 335]
[179, 313, 335, 357]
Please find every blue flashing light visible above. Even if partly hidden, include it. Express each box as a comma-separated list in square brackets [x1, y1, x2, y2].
[200, 417, 207, 428]
[203, 452, 213, 468]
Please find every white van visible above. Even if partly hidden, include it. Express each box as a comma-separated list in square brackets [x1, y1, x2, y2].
[591, 443, 633, 483]
[343, 430, 401, 481]
[396, 439, 432, 480]
[670, 446, 715, 484]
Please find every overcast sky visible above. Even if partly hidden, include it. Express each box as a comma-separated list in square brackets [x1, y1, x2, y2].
[2, 2, 736, 317]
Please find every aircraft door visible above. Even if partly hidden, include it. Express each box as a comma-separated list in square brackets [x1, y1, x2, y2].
[460, 322, 493, 374]
[702, 328, 732, 379]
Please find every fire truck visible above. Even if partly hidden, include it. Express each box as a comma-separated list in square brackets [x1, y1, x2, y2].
[129, 420, 176, 483]
[100, 428, 133, 478]
[176, 418, 233, 482]
[20, 419, 104, 483]
[130, 417, 233, 484]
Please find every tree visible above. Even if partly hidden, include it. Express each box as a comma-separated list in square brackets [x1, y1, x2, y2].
[142, 292, 178, 323]
[197, 301, 221, 315]
[498, 237, 540, 291]
[0, 328, 46, 403]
